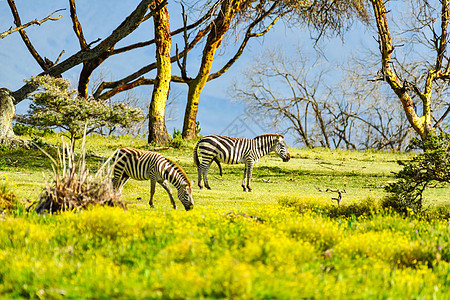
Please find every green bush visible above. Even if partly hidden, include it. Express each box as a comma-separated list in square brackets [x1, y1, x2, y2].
[169, 128, 185, 149]
[16, 75, 144, 147]
[384, 132, 450, 213]
[13, 123, 54, 137]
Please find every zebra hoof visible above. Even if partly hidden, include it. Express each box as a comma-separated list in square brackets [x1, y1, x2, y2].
[206, 186, 212, 190]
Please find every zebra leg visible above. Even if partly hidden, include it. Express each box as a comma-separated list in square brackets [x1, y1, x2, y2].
[149, 178, 156, 208]
[201, 161, 213, 190]
[246, 163, 254, 192]
[242, 164, 248, 192]
[158, 179, 177, 209]
[113, 174, 130, 193]
[197, 166, 204, 189]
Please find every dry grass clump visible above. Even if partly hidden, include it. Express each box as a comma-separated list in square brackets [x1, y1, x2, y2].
[34, 135, 124, 214]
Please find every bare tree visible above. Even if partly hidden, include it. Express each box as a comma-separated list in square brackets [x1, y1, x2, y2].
[370, 0, 450, 139]
[234, 49, 333, 148]
[331, 54, 415, 151]
[233, 46, 414, 150]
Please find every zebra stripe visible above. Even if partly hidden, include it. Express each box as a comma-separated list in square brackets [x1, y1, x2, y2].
[194, 134, 290, 191]
[113, 147, 194, 211]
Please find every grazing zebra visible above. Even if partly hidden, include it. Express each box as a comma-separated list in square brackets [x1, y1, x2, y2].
[112, 147, 194, 211]
[194, 134, 290, 192]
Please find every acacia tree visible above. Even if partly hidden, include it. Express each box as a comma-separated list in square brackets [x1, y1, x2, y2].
[176, 0, 370, 139]
[370, 0, 450, 139]
[179, 0, 246, 139]
[70, 0, 171, 143]
[93, 0, 289, 140]
[176, 0, 305, 139]
[94, 0, 288, 141]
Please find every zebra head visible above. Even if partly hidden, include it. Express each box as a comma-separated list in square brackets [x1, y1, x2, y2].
[274, 135, 290, 162]
[178, 183, 194, 211]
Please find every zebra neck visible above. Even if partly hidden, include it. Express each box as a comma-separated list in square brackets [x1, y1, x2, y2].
[166, 166, 190, 189]
[254, 137, 277, 158]
[173, 177, 189, 190]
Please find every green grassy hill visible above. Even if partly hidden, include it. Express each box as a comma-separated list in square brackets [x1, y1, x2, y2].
[0, 133, 449, 299]
[2, 133, 448, 209]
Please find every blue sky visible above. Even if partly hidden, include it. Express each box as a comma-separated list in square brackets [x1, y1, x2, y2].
[0, 0, 373, 145]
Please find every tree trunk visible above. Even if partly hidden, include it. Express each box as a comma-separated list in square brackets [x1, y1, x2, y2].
[0, 88, 16, 139]
[148, 0, 171, 144]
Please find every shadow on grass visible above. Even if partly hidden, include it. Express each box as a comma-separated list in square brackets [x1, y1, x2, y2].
[0, 145, 105, 171]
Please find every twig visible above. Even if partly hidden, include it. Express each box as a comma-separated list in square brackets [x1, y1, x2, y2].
[254, 178, 278, 183]
[0, 8, 64, 39]
[316, 187, 346, 206]
[147, 146, 171, 151]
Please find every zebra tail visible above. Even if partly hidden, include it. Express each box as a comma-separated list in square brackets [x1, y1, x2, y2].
[193, 140, 201, 167]
[213, 158, 223, 176]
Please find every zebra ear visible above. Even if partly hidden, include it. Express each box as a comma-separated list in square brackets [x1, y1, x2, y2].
[186, 185, 192, 194]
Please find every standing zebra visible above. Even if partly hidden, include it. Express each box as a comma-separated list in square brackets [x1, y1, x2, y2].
[112, 147, 194, 211]
[194, 134, 290, 191]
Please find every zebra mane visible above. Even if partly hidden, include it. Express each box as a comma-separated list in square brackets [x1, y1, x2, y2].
[254, 133, 284, 139]
[164, 156, 191, 186]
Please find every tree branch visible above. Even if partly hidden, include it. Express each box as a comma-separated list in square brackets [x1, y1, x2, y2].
[111, 1, 218, 56]
[208, 3, 286, 81]
[433, 104, 450, 130]
[0, 8, 64, 39]
[68, 0, 88, 49]
[176, 3, 191, 81]
[371, 0, 426, 138]
[6, 0, 64, 70]
[12, 0, 159, 103]
[97, 77, 155, 100]
[434, 0, 449, 72]
[94, 18, 212, 99]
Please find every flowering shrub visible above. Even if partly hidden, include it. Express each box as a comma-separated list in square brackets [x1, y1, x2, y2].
[0, 205, 448, 298]
[278, 194, 380, 218]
